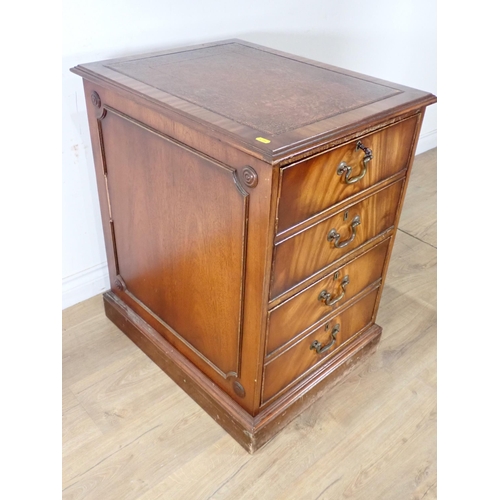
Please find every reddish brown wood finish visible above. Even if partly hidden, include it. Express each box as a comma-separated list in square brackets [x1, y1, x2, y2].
[262, 288, 379, 403]
[103, 291, 382, 453]
[80, 80, 275, 415]
[277, 114, 419, 232]
[267, 238, 390, 355]
[71, 39, 436, 452]
[72, 39, 436, 163]
[102, 109, 248, 381]
[106, 43, 399, 136]
[271, 179, 404, 299]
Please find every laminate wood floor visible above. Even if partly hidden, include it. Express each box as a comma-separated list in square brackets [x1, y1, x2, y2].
[62, 148, 437, 500]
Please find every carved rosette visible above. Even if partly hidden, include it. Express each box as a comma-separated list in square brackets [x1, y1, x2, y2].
[91, 91, 101, 108]
[114, 275, 126, 291]
[242, 166, 258, 188]
[91, 90, 106, 119]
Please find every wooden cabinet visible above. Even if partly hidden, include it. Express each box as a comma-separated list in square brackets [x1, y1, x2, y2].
[71, 39, 436, 453]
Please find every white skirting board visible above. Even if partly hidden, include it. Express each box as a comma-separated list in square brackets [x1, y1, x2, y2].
[415, 128, 437, 156]
[62, 262, 110, 310]
[62, 130, 437, 310]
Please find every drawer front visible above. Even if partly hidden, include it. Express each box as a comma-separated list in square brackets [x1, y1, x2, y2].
[271, 179, 403, 299]
[267, 238, 390, 355]
[262, 288, 378, 403]
[277, 115, 418, 233]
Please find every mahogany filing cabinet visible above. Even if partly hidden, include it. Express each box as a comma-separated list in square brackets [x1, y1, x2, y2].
[71, 39, 436, 453]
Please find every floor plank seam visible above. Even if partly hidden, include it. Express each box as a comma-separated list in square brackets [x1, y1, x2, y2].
[63, 423, 163, 489]
[419, 480, 437, 499]
[397, 228, 436, 249]
[206, 460, 250, 499]
[312, 475, 343, 500]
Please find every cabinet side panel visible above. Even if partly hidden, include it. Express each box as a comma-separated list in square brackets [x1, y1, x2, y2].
[100, 108, 248, 378]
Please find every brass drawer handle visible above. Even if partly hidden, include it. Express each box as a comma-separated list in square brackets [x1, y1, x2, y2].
[318, 275, 350, 307]
[310, 323, 340, 354]
[337, 141, 373, 184]
[327, 215, 361, 248]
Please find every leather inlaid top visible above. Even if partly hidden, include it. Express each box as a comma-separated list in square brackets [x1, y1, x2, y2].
[71, 39, 436, 161]
[106, 43, 400, 135]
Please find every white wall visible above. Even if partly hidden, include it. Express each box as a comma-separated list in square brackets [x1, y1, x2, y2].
[62, 0, 437, 309]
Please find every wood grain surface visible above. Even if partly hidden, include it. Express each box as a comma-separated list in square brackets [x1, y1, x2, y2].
[271, 179, 404, 298]
[81, 79, 279, 415]
[266, 238, 390, 355]
[71, 40, 436, 163]
[277, 114, 418, 232]
[262, 288, 379, 403]
[107, 43, 399, 136]
[62, 148, 436, 500]
[101, 108, 248, 380]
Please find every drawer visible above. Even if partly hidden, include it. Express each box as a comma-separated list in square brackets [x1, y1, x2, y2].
[271, 179, 403, 299]
[262, 288, 378, 404]
[277, 115, 418, 233]
[267, 238, 390, 355]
